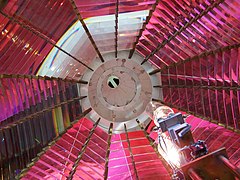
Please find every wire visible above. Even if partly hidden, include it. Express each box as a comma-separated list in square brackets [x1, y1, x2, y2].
[158, 133, 168, 154]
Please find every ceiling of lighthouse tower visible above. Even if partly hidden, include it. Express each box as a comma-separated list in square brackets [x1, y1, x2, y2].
[0, 0, 239, 179]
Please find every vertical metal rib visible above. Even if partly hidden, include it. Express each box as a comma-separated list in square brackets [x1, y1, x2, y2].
[0, 11, 94, 71]
[141, 0, 225, 65]
[67, 118, 101, 180]
[104, 123, 113, 180]
[149, 43, 240, 75]
[0, 96, 88, 131]
[124, 124, 139, 180]
[115, 0, 119, 58]
[0, 74, 88, 84]
[128, 0, 159, 59]
[16, 107, 92, 179]
[136, 119, 172, 175]
[69, 0, 105, 63]
[153, 85, 239, 91]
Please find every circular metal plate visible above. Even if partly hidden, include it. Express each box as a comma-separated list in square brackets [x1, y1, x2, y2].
[80, 51, 163, 133]
[88, 58, 152, 122]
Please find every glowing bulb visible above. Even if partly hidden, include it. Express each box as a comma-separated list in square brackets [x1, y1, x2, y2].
[158, 136, 181, 168]
[166, 145, 181, 167]
[153, 106, 174, 127]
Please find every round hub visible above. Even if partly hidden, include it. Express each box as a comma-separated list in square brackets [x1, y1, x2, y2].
[88, 58, 152, 122]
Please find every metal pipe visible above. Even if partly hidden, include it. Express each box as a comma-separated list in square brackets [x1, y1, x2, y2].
[219, 155, 240, 178]
[104, 123, 113, 180]
[124, 124, 139, 180]
[67, 118, 101, 180]
[115, 0, 119, 58]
